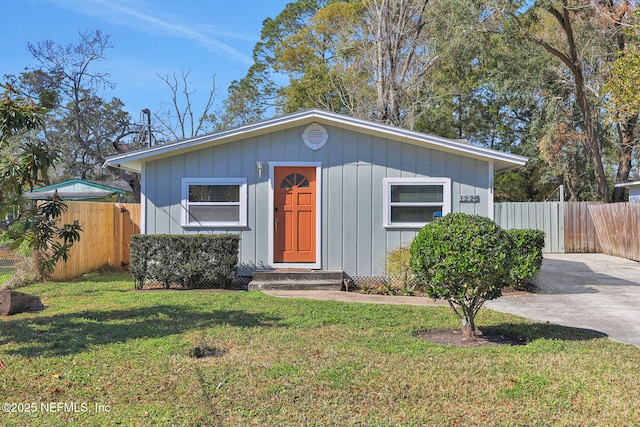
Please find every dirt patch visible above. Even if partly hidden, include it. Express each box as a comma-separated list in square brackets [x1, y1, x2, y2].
[415, 328, 528, 348]
[188, 346, 227, 358]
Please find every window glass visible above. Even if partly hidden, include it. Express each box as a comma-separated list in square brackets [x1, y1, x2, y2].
[189, 185, 239, 202]
[280, 174, 309, 188]
[390, 206, 442, 223]
[391, 185, 443, 203]
[189, 205, 239, 223]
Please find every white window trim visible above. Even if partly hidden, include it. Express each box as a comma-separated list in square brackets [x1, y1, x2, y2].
[383, 177, 451, 229]
[181, 178, 247, 227]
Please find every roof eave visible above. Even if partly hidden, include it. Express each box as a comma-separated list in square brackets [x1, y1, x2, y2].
[614, 180, 640, 188]
[104, 109, 528, 174]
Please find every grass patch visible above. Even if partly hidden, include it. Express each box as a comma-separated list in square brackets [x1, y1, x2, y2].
[0, 269, 14, 284]
[0, 272, 638, 426]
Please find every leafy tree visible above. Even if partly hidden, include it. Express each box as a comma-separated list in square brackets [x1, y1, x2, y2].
[13, 30, 144, 200]
[508, 1, 637, 201]
[216, 70, 270, 129]
[603, 9, 640, 199]
[606, 45, 640, 118]
[410, 213, 513, 338]
[274, 1, 370, 116]
[0, 83, 43, 142]
[218, 0, 330, 127]
[268, 0, 440, 127]
[0, 83, 82, 280]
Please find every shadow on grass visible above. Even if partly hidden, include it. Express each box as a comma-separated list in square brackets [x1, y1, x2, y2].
[0, 304, 282, 358]
[480, 322, 608, 345]
[68, 271, 133, 284]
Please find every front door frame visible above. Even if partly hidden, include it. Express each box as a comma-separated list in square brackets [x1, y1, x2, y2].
[268, 161, 322, 269]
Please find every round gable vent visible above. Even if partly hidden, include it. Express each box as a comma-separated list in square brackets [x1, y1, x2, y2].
[302, 123, 329, 151]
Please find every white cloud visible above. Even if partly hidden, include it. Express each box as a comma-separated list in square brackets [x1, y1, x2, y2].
[50, 0, 253, 65]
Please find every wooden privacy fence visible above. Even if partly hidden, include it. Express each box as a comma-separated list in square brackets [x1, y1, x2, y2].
[589, 203, 640, 261]
[563, 202, 601, 253]
[51, 202, 140, 281]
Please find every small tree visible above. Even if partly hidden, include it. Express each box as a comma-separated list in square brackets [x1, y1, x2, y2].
[385, 245, 419, 295]
[410, 213, 513, 338]
[0, 83, 82, 281]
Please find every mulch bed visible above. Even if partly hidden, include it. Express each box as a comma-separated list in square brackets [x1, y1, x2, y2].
[410, 284, 535, 348]
[414, 328, 528, 348]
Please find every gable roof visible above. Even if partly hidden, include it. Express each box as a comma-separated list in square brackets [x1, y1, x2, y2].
[25, 179, 129, 200]
[104, 109, 527, 173]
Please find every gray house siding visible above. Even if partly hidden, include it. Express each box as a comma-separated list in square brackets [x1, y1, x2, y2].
[142, 124, 491, 277]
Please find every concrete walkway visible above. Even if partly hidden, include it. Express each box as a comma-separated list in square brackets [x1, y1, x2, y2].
[264, 289, 447, 306]
[266, 253, 640, 347]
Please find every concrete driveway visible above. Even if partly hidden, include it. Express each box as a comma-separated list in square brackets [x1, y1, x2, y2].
[486, 253, 640, 348]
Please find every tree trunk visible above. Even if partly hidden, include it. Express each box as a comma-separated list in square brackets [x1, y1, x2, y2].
[461, 306, 478, 338]
[106, 166, 141, 202]
[449, 299, 480, 338]
[532, 3, 610, 201]
[555, 4, 608, 201]
[461, 316, 477, 338]
[128, 175, 141, 203]
[578, 84, 609, 201]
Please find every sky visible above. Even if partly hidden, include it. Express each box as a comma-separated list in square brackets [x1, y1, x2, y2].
[2, 0, 291, 127]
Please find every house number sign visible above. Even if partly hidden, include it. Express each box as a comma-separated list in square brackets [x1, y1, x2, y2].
[459, 194, 480, 203]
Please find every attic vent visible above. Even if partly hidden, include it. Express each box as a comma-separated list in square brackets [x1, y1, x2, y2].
[302, 123, 329, 151]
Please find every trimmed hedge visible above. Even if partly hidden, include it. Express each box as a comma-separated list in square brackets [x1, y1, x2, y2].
[506, 229, 545, 289]
[129, 234, 240, 289]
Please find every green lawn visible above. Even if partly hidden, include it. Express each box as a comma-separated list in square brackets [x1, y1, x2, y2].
[1, 272, 638, 426]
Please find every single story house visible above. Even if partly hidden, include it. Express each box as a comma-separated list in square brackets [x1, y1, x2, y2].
[104, 109, 527, 280]
[614, 180, 640, 203]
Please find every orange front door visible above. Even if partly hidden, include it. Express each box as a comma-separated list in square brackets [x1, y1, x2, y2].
[274, 167, 316, 263]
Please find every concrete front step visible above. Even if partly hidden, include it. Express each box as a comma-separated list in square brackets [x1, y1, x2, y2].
[248, 270, 345, 291]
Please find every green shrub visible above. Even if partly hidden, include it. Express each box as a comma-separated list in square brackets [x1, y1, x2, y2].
[129, 234, 240, 289]
[507, 229, 545, 289]
[386, 245, 418, 287]
[410, 213, 513, 337]
[358, 279, 378, 294]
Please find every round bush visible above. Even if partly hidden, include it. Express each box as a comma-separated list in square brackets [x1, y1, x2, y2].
[409, 213, 513, 336]
[506, 229, 545, 289]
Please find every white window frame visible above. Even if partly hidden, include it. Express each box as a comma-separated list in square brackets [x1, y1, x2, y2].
[383, 177, 451, 229]
[181, 178, 247, 227]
